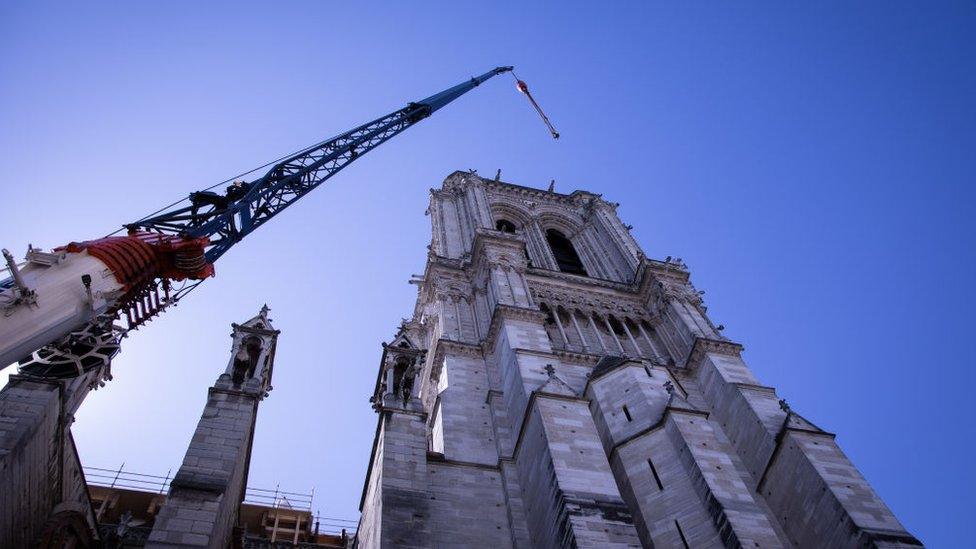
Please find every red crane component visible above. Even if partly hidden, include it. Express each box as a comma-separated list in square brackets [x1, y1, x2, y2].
[57, 233, 214, 333]
[61, 236, 158, 297]
[126, 232, 214, 281]
[60, 233, 213, 287]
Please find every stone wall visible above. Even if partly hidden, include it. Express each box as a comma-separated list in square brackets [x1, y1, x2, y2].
[0, 372, 98, 547]
[146, 389, 260, 547]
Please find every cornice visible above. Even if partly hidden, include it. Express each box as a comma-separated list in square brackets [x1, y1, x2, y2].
[643, 258, 692, 284]
[425, 452, 500, 472]
[428, 338, 484, 384]
[511, 389, 590, 462]
[525, 267, 635, 292]
[439, 171, 604, 208]
[608, 405, 710, 461]
[482, 304, 548, 353]
[529, 279, 650, 318]
[231, 323, 280, 337]
[684, 337, 744, 370]
[483, 177, 582, 204]
[549, 347, 604, 366]
[431, 338, 484, 361]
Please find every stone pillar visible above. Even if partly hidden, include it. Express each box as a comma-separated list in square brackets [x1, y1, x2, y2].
[570, 311, 589, 352]
[360, 337, 432, 549]
[688, 340, 922, 547]
[0, 368, 104, 548]
[147, 306, 279, 548]
[363, 409, 432, 549]
[586, 313, 607, 353]
[485, 304, 641, 547]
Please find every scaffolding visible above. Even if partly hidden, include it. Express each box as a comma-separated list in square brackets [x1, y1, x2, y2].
[83, 465, 358, 539]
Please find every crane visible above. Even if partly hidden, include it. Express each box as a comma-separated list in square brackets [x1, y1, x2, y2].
[0, 66, 521, 378]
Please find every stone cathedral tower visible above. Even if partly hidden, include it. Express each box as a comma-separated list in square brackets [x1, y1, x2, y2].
[356, 171, 921, 548]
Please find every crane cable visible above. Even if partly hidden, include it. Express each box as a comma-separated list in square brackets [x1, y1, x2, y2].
[106, 70, 558, 239]
[511, 71, 560, 140]
[103, 135, 342, 238]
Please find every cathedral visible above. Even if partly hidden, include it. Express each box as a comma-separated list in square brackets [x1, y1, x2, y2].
[0, 171, 923, 548]
[355, 171, 922, 548]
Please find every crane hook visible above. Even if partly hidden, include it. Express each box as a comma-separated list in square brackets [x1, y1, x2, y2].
[512, 72, 560, 140]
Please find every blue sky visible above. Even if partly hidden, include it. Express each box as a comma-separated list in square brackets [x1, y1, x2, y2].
[1, 1, 973, 545]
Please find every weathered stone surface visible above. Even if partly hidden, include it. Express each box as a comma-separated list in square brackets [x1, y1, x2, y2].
[0, 371, 100, 547]
[355, 172, 922, 548]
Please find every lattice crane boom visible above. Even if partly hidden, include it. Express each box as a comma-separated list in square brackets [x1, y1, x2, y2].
[134, 66, 513, 263]
[0, 67, 513, 376]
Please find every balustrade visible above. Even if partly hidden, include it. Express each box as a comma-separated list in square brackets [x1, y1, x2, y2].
[538, 300, 668, 362]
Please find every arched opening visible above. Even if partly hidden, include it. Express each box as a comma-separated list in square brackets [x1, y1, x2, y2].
[393, 356, 410, 388]
[495, 219, 518, 233]
[626, 318, 651, 356]
[232, 335, 263, 384]
[539, 303, 565, 347]
[497, 218, 534, 267]
[545, 229, 587, 276]
[607, 315, 627, 337]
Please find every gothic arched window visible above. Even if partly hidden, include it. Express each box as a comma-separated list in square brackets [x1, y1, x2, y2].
[497, 218, 534, 267]
[495, 219, 518, 233]
[545, 229, 587, 276]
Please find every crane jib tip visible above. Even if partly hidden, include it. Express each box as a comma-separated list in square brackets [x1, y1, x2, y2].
[510, 72, 560, 140]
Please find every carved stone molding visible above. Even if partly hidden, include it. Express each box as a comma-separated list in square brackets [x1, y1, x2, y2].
[549, 347, 603, 366]
[530, 281, 649, 318]
[481, 304, 548, 352]
[469, 230, 529, 271]
[684, 337, 744, 370]
[431, 339, 485, 362]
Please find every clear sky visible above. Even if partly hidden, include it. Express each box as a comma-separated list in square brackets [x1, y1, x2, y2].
[1, 1, 973, 545]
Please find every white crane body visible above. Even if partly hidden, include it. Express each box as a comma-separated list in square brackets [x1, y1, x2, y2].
[1, 251, 122, 368]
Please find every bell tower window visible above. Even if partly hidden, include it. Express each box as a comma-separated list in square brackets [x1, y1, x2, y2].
[545, 229, 587, 276]
[496, 218, 533, 267]
[495, 219, 518, 233]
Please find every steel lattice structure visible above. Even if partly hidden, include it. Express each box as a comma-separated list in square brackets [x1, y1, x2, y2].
[132, 66, 513, 263]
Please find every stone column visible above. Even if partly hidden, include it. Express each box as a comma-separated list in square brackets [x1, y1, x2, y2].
[602, 316, 626, 355]
[569, 310, 590, 352]
[636, 321, 662, 358]
[586, 313, 607, 353]
[528, 219, 559, 271]
[147, 306, 279, 549]
[552, 307, 570, 349]
[620, 319, 641, 358]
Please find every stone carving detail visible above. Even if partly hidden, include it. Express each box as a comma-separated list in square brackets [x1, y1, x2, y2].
[231, 335, 262, 385]
[655, 279, 704, 308]
[530, 283, 648, 318]
[221, 305, 278, 398]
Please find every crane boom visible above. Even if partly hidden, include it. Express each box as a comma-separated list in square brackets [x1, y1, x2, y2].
[133, 66, 513, 263]
[0, 66, 513, 376]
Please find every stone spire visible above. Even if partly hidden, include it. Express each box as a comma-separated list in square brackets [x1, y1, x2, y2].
[146, 307, 280, 548]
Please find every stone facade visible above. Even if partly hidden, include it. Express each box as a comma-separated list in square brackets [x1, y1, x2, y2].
[355, 171, 922, 548]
